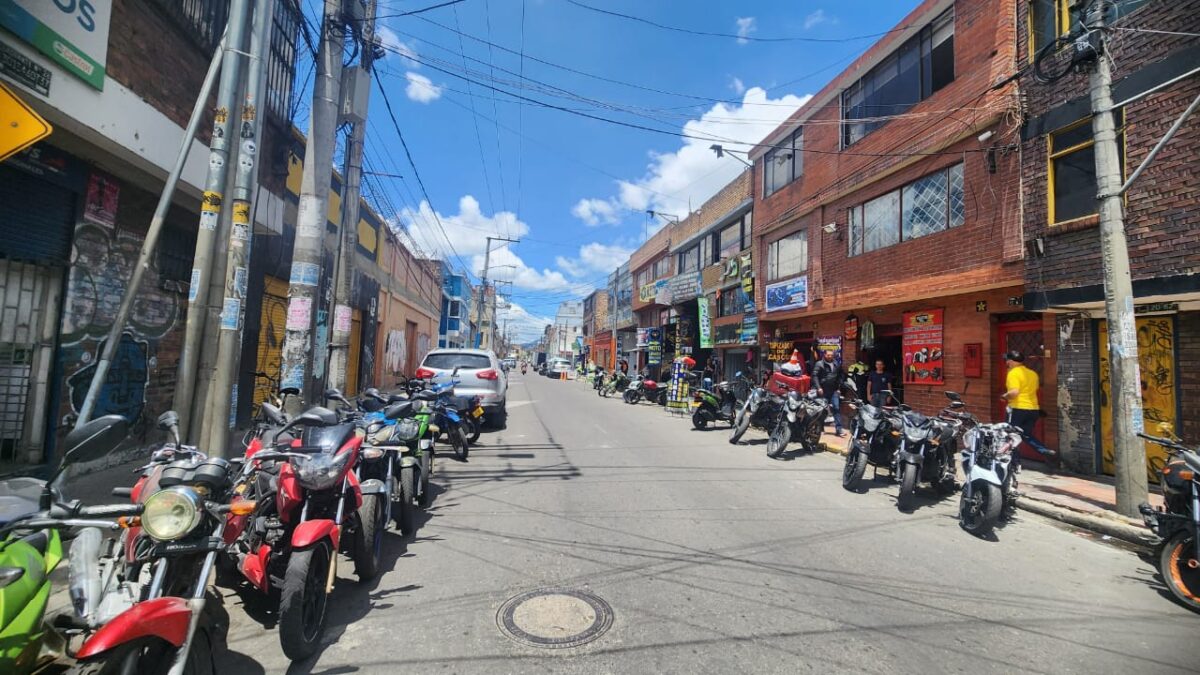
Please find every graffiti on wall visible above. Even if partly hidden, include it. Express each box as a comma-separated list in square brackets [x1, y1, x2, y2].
[417, 333, 430, 367]
[384, 329, 407, 375]
[1099, 316, 1177, 483]
[66, 333, 148, 423]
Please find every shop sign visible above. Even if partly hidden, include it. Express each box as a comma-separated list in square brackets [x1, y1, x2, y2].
[666, 272, 701, 304]
[1135, 302, 1178, 315]
[816, 335, 843, 364]
[636, 327, 649, 347]
[764, 276, 808, 313]
[666, 358, 690, 411]
[843, 314, 858, 341]
[714, 322, 740, 345]
[647, 328, 662, 366]
[639, 279, 667, 303]
[0, 0, 112, 90]
[767, 341, 794, 362]
[0, 40, 51, 96]
[902, 309, 944, 385]
[698, 296, 713, 348]
[740, 314, 758, 345]
[723, 251, 752, 279]
[741, 277, 755, 311]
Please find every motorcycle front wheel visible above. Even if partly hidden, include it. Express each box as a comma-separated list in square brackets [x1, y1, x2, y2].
[897, 462, 919, 512]
[959, 481, 1001, 537]
[842, 445, 868, 491]
[352, 493, 385, 581]
[623, 390, 637, 404]
[450, 425, 469, 461]
[396, 466, 416, 536]
[68, 593, 224, 675]
[767, 419, 791, 458]
[1160, 531, 1200, 611]
[729, 410, 750, 444]
[278, 540, 332, 661]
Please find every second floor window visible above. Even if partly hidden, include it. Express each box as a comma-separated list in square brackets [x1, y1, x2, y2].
[764, 129, 803, 196]
[1029, 0, 1150, 54]
[848, 163, 965, 256]
[448, 300, 461, 318]
[1048, 114, 1124, 225]
[678, 246, 699, 274]
[842, 8, 955, 148]
[653, 256, 671, 278]
[766, 230, 808, 282]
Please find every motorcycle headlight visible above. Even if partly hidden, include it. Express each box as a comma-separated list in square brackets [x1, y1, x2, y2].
[141, 487, 204, 541]
[292, 451, 354, 490]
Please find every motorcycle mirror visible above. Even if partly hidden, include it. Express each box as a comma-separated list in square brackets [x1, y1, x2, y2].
[735, 371, 742, 378]
[156, 410, 179, 432]
[944, 391, 961, 401]
[324, 387, 345, 402]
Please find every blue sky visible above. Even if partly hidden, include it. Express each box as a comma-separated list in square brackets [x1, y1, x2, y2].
[358, 0, 916, 340]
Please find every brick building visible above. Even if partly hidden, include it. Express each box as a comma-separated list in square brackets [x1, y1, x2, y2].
[747, 0, 1049, 451]
[629, 220, 674, 376]
[1017, 0, 1200, 478]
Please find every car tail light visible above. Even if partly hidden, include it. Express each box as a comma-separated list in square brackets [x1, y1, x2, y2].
[415, 367, 435, 379]
[477, 368, 498, 380]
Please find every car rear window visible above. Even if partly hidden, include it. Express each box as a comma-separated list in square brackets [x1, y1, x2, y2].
[423, 353, 492, 370]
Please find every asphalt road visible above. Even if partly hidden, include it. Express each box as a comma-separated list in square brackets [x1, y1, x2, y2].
[220, 372, 1200, 674]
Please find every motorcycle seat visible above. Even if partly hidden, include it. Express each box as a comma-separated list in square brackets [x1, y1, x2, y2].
[384, 401, 415, 420]
[414, 389, 439, 402]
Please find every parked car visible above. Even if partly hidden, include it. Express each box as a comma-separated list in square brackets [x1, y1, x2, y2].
[416, 348, 509, 427]
[546, 358, 572, 378]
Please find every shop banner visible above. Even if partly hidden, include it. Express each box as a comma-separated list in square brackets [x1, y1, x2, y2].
[667, 359, 690, 411]
[816, 335, 843, 365]
[667, 272, 701, 304]
[647, 328, 662, 366]
[767, 341, 795, 362]
[902, 309, 944, 385]
[714, 322, 740, 345]
[698, 296, 713, 348]
[0, 0, 112, 90]
[765, 276, 808, 313]
[639, 279, 668, 303]
[740, 314, 758, 345]
[636, 327, 649, 347]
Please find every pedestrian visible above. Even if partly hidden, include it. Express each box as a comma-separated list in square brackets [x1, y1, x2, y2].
[866, 359, 894, 406]
[1001, 350, 1056, 463]
[812, 349, 845, 436]
[619, 358, 629, 375]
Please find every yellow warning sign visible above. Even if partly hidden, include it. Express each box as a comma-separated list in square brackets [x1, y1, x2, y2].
[0, 81, 52, 163]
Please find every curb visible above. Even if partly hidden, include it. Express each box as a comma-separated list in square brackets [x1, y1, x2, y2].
[817, 432, 1156, 548]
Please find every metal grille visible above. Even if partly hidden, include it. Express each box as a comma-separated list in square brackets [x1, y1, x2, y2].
[902, 171, 948, 241]
[948, 163, 965, 227]
[268, 1, 301, 123]
[0, 343, 31, 462]
[0, 260, 55, 463]
[1005, 330, 1045, 378]
[152, 0, 229, 53]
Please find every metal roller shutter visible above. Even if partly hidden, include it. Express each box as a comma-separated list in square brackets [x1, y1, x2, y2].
[0, 165, 75, 264]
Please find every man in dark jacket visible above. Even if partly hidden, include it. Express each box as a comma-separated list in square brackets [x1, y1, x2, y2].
[812, 350, 845, 436]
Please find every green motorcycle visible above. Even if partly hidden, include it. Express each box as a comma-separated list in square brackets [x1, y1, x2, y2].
[0, 414, 140, 674]
[359, 390, 438, 538]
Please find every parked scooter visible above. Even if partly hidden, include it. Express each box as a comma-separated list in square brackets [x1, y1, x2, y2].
[1138, 428, 1200, 610]
[766, 388, 830, 458]
[600, 371, 630, 398]
[729, 373, 783, 444]
[623, 374, 664, 405]
[0, 415, 141, 675]
[691, 378, 740, 430]
[958, 414, 1021, 538]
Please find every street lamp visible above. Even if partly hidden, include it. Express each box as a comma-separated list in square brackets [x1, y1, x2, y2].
[710, 144, 752, 167]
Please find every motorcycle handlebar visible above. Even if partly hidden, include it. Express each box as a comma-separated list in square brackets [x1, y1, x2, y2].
[77, 503, 143, 518]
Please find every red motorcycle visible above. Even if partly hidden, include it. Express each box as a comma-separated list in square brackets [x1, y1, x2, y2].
[622, 373, 665, 405]
[226, 401, 378, 661]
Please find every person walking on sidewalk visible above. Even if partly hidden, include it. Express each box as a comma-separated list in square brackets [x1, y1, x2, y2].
[1001, 350, 1055, 462]
[812, 350, 845, 437]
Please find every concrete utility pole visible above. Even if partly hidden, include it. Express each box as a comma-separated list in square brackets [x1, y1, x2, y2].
[74, 26, 230, 431]
[175, 0, 252, 441]
[281, 0, 344, 413]
[1085, 2, 1146, 516]
[474, 236, 519, 348]
[204, 0, 275, 456]
[328, 0, 377, 393]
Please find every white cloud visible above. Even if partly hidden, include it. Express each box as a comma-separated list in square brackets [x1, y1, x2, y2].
[497, 301, 553, 342]
[571, 198, 622, 227]
[404, 72, 442, 103]
[376, 26, 419, 67]
[555, 242, 634, 278]
[729, 76, 746, 95]
[735, 17, 757, 44]
[804, 9, 832, 30]
[586, 87, 812, 227]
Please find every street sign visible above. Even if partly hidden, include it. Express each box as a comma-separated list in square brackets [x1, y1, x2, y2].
[0, 80, 51, 162]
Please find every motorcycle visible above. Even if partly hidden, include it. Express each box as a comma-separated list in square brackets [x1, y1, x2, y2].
[76, 411, 239, 675]
[359, 388, 438, 537]
[226, 399, 375, 661]
[691, 378, 741, 430]
[958, 414, 1021, 538]
[729, 374, 783, 445]
[623, 374, 664, 405]
[592, 370, 607, 393]
[841, 383, 904, 492]
[766, 389, 830, 458]
[600, 371, 630, 398]
[894, 402, 958, 512]
[1138, 429, 1200, 610]
[0, 415, 141, 675]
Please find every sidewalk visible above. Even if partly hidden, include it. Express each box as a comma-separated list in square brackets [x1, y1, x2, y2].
[815, 425, 1157, 546]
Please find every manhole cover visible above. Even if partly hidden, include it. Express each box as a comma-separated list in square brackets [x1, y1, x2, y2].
[497, 588, 614, 649]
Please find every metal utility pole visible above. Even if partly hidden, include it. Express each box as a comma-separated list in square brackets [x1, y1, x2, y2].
[74, 27, 231, 430]
[175, 0, 252, 441]
[328, 0, 377, 393]
[474, 236, 518, 348]
[1086, 2, 1146, 516]
[281, 0, 344, 413]
[204, 0, 274, 456]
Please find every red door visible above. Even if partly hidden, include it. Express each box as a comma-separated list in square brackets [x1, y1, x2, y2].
[994, 321, 1046, 462]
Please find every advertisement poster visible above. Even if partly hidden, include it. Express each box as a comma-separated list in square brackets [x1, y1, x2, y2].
[902, 309, 944, 385]
[647, 328, 662, 366]
[740, 314, 758, 345]
[83, 172, 119, 228]
[667, 359, 690, 411]
[816, 335, 843, 365]
[636, 327, 649, 347]
[765, 276, 808, 313]
[698, 297, 713, 348]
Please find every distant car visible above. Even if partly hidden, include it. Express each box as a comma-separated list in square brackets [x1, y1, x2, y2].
[416, 348, 508, 427]
[502, 358, 517, 371]
[546, 358, 572, 379]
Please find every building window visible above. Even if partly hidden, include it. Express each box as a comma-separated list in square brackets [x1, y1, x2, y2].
[763, 129, 803, 196]
[153, 0, 228, 52]
[1048, 115, 1125, 225]
[719, 221, 742, 259]
[448, 300, 461, 318]
[699, 235, 713, 268]
[717, 288, 743, 317]
[1029, 0, 1149, 54]
[766, 230, 808, 282]
[677, 246, 699, 274]
[653, 256, 671, 278]
[848, 163, 965, 256]
[267, 1, 301, 123]
[842, 8, 954, 148]
[636, 267, 651, 288]
[742, 211, 753, 251]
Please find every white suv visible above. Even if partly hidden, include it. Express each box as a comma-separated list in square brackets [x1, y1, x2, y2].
[416, 348, 509, 427]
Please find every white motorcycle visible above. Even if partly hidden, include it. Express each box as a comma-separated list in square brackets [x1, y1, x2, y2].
[958, 410, 1023, 537]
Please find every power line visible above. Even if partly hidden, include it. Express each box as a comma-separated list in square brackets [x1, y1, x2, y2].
[516, 0, 527, 222]
[373, 0, 468, 20]
[565, 0, 912, 44]
[450, 4, 498, 214]
[481, 0, 510, 217]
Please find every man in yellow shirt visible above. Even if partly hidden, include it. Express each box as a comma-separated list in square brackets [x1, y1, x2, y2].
[1001, 350, 1053, 460]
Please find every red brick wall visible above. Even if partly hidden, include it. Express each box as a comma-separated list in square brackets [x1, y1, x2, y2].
[1018, 0, 1200, 292]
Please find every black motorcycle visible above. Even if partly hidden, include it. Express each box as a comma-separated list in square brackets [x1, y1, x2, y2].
[729, 378, 782, 445]
[766, 389, 830, 458]
[842, 384, 904, 491]
[894, 406, 958, 512]
[1138, 431, 1200, 611]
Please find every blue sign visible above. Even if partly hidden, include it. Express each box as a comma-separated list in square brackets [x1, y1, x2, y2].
[765, 276, 808, 313]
